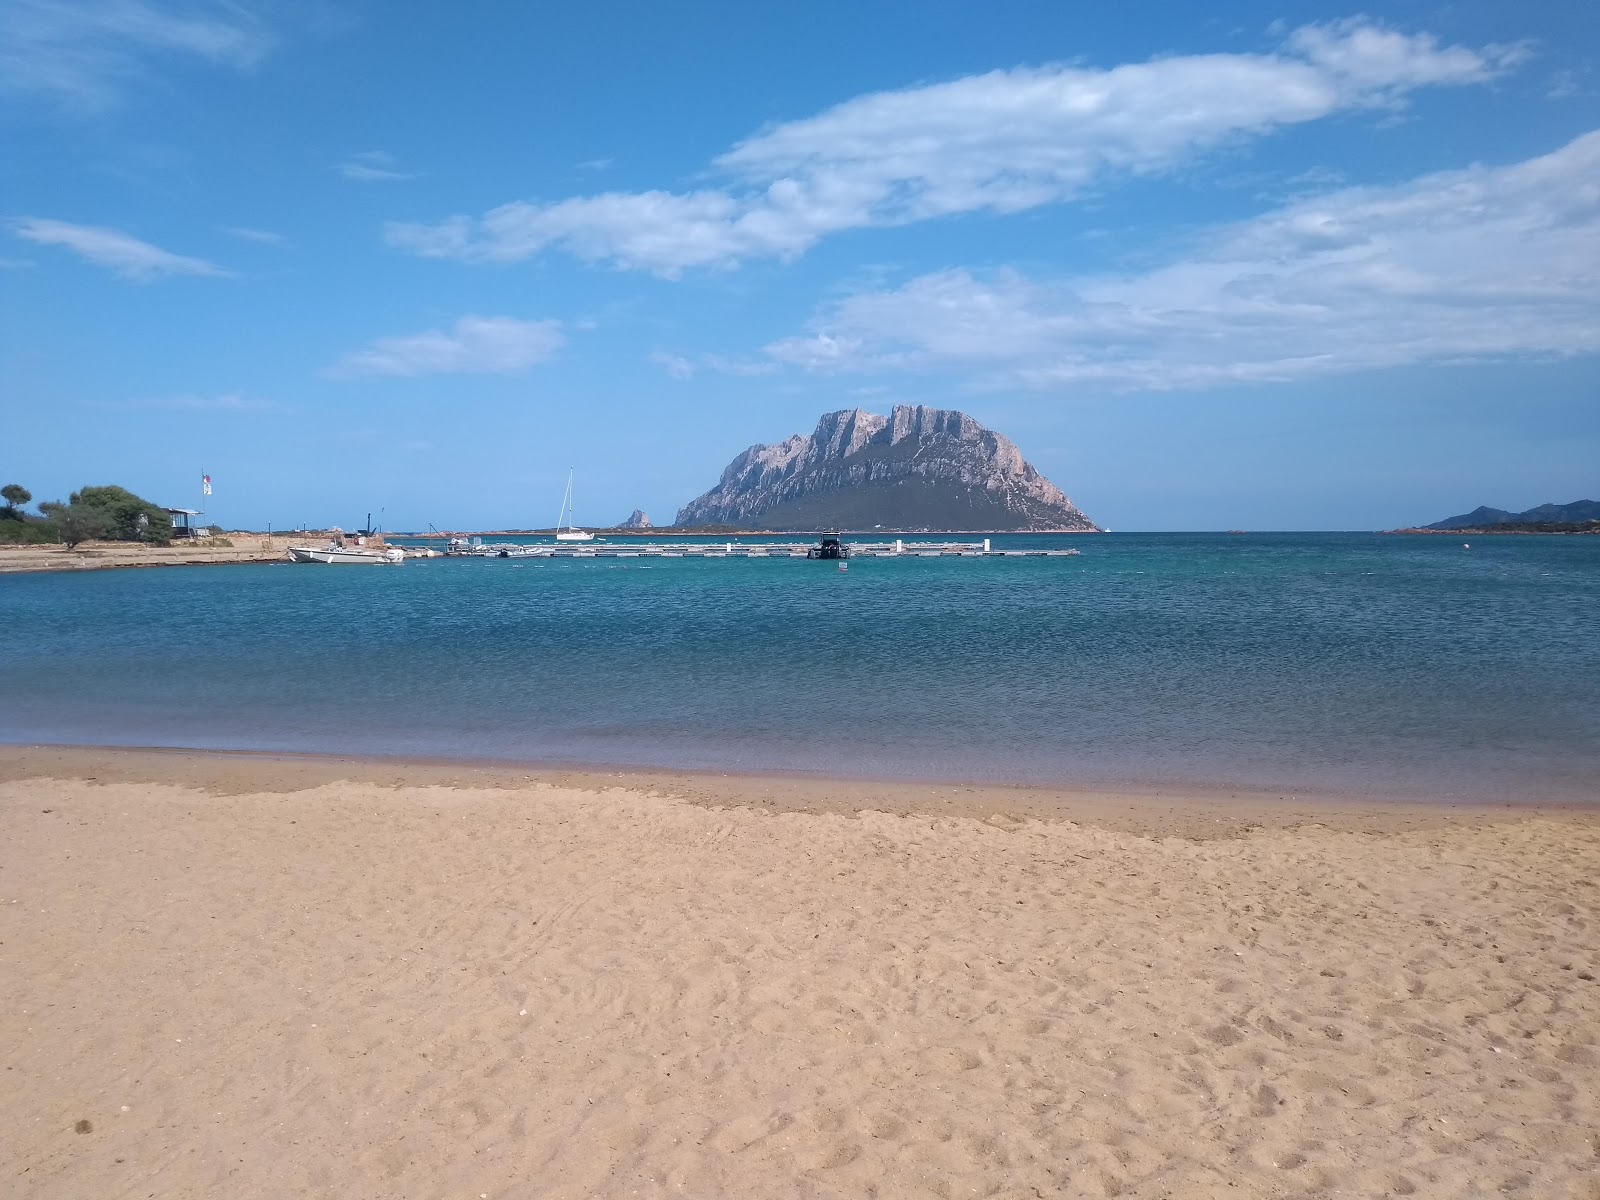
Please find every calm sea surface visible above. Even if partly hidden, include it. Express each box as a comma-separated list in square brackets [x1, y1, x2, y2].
[3, 533, 1597, 802]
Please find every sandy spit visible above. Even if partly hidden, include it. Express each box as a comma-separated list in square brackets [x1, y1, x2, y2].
[2, 749, 1596, 1199]
[0, 538, 299, 574]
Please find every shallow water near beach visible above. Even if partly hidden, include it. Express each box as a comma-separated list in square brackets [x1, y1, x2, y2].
[3, 532, 1597, 802]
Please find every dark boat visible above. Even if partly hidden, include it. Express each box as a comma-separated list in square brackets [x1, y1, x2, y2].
[806, 535, 849, 560]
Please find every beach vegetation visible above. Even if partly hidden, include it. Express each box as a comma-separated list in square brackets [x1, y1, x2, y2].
[23, 485, 172, 548]
[0, 519, 61, 544]
[60, 485, 174, 545]
[0, 515, 61, 544]
[0, 483, 60, 544]
[37, 501, 110, 549]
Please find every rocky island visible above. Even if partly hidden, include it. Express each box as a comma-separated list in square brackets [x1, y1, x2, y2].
[676, 406, 1098, 532]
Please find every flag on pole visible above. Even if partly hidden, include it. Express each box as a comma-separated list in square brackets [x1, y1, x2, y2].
[202, 474, 212, 496]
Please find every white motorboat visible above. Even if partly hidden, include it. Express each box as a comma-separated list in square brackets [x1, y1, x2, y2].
[287, 543, 404, 565]
[554, 469, 594, 542]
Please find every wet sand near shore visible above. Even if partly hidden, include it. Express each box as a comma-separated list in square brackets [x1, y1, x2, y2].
[0, 743, 1568, 838]
[2, 745, 1597, 1198]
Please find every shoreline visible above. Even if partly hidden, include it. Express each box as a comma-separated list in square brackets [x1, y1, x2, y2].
[2, 742, 1586, 838]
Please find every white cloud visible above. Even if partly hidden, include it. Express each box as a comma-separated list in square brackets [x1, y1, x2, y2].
[1545, 69, 1586, 101]
[703, 354, 779, 377]
[649, 351, 696, 381]
[0, 0, 275, 112]
[13, 217, 227, 280]
[649, 349, 780, 379]
[336, 151, 415, 183]
[327, 315, 565, 378]
[223, 225, 286, 245]
[760, 130, 1600, 391]
[388, 20, 1525, 275]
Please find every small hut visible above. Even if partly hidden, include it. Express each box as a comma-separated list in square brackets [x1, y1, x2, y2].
[165, 508, 206, 539]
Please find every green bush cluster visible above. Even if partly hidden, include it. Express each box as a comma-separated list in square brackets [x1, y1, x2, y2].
[1, 482, 175, 548]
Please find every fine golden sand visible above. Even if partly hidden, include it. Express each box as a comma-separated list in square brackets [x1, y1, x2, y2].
[2, 748, 1597, 1199]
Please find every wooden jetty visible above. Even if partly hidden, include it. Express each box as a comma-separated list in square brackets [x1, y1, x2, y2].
[443, 538, 1081, 560]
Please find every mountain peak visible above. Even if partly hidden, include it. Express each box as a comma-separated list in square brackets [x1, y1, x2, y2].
[676, 406, 1098, 531]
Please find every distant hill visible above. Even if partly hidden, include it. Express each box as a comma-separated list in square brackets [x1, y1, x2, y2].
[675, 406, 1099, 532]
[1424, 499, 1600, 530]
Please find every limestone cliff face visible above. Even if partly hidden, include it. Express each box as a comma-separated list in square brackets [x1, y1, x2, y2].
[675, 406, 1099, 531]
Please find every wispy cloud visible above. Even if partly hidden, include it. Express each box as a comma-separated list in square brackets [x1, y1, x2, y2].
[649, 349, 779, 380]
[1545, 68, 1586, 101]
[336, 150, 414, 182]
[759, 130, 1600, 391]
[327, 315, 565, 378]
[222, 225, 286, 245]
[388, 20, 1526, 276]
[649, 351, 696, 381]
[0, 0, 276, 112]
[13, 217, 227, 280]
[105, 392, 288, 412]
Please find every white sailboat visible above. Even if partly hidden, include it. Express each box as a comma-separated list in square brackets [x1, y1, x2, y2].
[554, 469, 594, 542]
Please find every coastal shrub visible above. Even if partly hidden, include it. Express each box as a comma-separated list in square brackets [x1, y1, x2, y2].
[0, 515, 60, 544]
[0, 483, 60, 543]
[38, 501, 112, 549]
[64, 485, 173, 545]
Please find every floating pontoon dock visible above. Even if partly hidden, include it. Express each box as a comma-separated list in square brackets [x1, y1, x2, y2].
[444, 538, 1081, 559]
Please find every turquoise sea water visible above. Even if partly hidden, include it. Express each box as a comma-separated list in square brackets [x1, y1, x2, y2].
[2, 533, 1597, 802]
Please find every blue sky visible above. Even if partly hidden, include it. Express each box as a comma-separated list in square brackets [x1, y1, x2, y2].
[2, 0, 1596, 531]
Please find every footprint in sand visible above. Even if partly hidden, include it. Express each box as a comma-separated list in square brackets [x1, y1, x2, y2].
[712, 1111, 793, 1153]
[796, 1140, 862, 1170]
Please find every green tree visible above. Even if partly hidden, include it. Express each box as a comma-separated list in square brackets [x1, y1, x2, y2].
[1, 483, 30, 518]
[0, 483, 55, 543]
[67, 485, 173, 545]
[39, 501, 112, 549]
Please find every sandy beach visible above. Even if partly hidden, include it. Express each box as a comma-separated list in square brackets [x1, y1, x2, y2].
[2, 746, 1596, 1199]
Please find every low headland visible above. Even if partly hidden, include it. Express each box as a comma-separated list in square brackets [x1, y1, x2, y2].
[1392, 498, 1600, 535]
[3, 743, 1596, 1198]
[1389, 520, 1600, 535]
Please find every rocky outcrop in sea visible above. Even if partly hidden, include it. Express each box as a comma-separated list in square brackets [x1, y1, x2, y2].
[676, 406, 1098, 531]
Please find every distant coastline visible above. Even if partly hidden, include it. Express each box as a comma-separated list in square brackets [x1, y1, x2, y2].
[1387, 522, 1600, 535]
